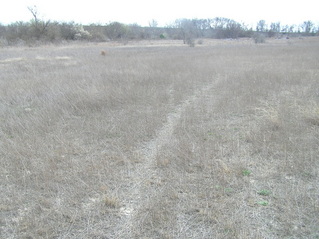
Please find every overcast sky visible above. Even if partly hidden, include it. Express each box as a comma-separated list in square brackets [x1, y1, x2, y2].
[1, 0, 318, 27]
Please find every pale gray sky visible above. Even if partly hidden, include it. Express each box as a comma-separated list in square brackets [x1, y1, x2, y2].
[1, 0, 318, 27]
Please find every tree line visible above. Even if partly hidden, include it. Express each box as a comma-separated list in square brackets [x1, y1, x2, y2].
[0, 11, 318, 46]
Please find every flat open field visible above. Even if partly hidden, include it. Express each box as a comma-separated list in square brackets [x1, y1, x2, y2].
[1, 37, 319, 238]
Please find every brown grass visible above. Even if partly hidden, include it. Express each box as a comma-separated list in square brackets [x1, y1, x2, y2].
[1, 37, 319, 238]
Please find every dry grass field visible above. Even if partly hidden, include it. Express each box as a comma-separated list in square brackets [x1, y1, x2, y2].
[1, 37, 319, 238]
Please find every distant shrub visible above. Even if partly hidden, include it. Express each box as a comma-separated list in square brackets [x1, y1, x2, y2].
[74, 25, 91, 40]
[105, 22, 128, 40]
[45, 22, 62, 41]
[0, 37, 7, 47]
[160, 34, 165, 39]
[59, 23, 91, 41]
[60, 22, 77, 40]
[91, 32, 108, 42]
[197, 39, 203, 45]
[253, 33, 266, 44]
[186, 37, 195, 47]
[5, 22, 31, 44]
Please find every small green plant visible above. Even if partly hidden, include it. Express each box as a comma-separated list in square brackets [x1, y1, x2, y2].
[257, 201, 269, 206]
[257, 190, 271, 196]
[242, 169, 251, 176]
[160, 34, 165, 39]
[224, 188, 234, 195]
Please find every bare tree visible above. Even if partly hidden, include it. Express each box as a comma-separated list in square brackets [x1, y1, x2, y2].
[256, 20, 267, 32]
[148, 19, 158, 28]
[270, 22, 281, 33]
[27, 5, 50, 39]
[301, 21, 314, 35]
[177, 19, 197, 46]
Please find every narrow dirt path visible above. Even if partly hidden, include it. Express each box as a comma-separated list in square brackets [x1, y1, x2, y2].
[115, 78, 220, 238]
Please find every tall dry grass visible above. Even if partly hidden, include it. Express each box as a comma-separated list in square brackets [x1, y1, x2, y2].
[1, 38, 318, 238]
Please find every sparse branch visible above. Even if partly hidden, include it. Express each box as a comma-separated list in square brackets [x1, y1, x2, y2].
[27, 5, 51, 39]
[148, 19, 158, 28]
[28, 5, 38, 24]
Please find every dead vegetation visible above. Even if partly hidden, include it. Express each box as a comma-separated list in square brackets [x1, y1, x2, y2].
[1, 37, 318, 238]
